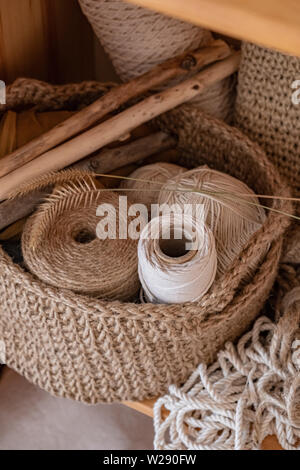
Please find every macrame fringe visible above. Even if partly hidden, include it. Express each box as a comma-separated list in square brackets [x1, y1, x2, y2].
[154, 286, 300, 450]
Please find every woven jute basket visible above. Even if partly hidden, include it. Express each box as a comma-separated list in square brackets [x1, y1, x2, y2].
[234, 42, 300, 263]
[0, 78, 292, 404]
[235, 43, 300, 196]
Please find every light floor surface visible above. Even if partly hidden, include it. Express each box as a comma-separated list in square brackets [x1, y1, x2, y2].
[0, 368, 154, 450]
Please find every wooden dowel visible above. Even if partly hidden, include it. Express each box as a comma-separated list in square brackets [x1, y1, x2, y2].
[0, 52, 240, 201]
[74, 131, 175, 173]
[0, 40, 230, 179]
[0, 190, 49, 232]
[0, 132, 175, 230]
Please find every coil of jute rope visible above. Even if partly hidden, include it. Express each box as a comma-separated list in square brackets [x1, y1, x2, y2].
[22, 176, 140, 301]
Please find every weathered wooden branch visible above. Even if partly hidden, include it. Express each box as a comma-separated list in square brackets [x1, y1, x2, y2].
[74, 131, 175, 173]
[0, 190, 49, 232]
[0, 40, 230, 178]
[0, 132, 175, 231]
[0, 52, 240, 201]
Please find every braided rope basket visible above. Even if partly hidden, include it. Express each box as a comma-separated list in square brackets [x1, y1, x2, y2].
[0, 78, 292, 404]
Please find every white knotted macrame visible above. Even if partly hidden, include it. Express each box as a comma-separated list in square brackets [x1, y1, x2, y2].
[154, 287, 300, 450]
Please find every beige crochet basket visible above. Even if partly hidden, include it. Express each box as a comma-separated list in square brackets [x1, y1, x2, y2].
[235, 42, 300, 263]
[0, 78, 292, 404]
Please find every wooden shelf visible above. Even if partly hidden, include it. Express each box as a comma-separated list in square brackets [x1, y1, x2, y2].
[124, 399, 284, 450]
[128, 0, 300, 57]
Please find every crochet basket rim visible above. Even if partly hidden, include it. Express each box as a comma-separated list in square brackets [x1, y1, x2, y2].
[0, 78, 292, 322]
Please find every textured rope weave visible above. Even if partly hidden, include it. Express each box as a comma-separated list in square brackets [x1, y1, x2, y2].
[119, 162, 186, 210]
[0, 78, 115, 113]
[0, 79, 292, 403]
[158, 167, 266, 277]
[235, 43, 300, 195]
[79, 0, 212, 81]
[154, 283, 300, 450]
[234, 43, 300, 262]
[78, 0, 235, 122]
[22, 183, 140, 301]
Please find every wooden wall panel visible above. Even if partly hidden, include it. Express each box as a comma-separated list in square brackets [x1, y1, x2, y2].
[0, 0, 49, 83]
[0, 0, 118, 84]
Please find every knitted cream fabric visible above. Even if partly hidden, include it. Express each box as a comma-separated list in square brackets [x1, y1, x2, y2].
[0, 79, 292, 404]
[78, 0, 235, 122]
[235, 43, 300, 195]
[235, 43, 300, 263]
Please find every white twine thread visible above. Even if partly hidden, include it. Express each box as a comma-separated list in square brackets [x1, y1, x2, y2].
[138, 213, 217, 304]
[153, 287, 300, 450]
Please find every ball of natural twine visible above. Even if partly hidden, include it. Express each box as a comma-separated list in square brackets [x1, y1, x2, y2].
[22, 180, 140, 301]
[119, 162, 186, 211]
[159, 167, 266, 276]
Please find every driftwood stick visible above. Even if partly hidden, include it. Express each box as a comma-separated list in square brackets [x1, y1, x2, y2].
[0, 132, 175, 230]
[0, 40, 230, 179]
[74, 131, 175, 173]
[0, 52, 240, 201]
[0, 190, 49, 232]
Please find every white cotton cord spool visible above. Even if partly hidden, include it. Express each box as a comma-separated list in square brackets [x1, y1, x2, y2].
[138, 213, 217, 304]
[119, 162, 186, 211]
[159, 167, 266, 276]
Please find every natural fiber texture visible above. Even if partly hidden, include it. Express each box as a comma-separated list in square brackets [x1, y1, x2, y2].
[138, 214, 217, 304]
[235, 43, 300, 196]
[22, 179, 140, 301]
[0, 78, 115, 113]
[119, 162, 186, 210]
[283, 224, 300, 264]
[234, 43, 300, 262]
[153, 280, 300, 450]
[0, 79, 292, 403]
[191, 77, 235, 123]
[79, 0, 211, 81]
[7, 168, 97, 200]
[78, 0, 235, 122]
[159, 167, 266, 276]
